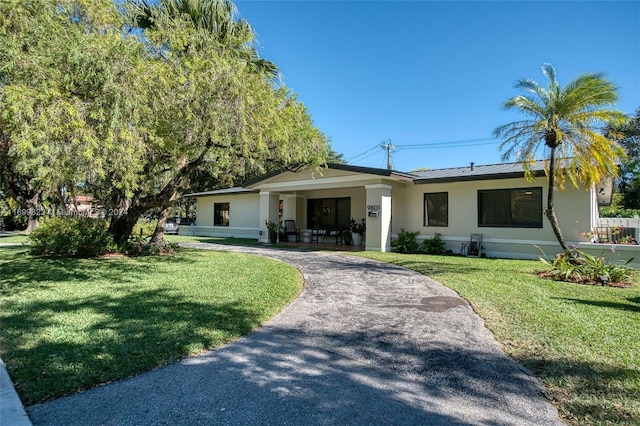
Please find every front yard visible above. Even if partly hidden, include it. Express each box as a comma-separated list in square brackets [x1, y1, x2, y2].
[1, 237, 638, 424]
[354, 251, 640, 425]
[0, 246, 302, 405]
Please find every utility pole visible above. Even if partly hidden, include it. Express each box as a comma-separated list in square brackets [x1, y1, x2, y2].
[381, 140, 396, 170]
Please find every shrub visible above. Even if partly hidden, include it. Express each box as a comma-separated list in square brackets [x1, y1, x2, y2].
[420, 233, 446, 254]
[132, 218, 157, 237]
[109, 233, 180, 257]
[29, 217, 112, 257]
[392, 228, 420, 253]
[538, 248, 636, 286]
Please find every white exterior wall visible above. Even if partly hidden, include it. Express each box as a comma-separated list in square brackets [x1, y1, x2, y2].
[392, 177, 593, 258]
[181, 193, 260, 238]
[184, 170, 600, 260]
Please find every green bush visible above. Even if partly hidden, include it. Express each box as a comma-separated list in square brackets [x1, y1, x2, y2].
[599, 206, 640, 218]
[420, 233, 446, 254]
[539, 249, 636, 286]
[28, 217, 112, 257]
[132, 218, 158, 237]
[392, 228, 420, 253]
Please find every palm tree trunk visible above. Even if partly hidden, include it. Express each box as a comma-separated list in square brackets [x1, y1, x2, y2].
[545, 147, 570, 253]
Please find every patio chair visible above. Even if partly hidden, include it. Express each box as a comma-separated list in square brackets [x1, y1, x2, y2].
[461, 233, 482, 257]
[284, 220, 301, 242]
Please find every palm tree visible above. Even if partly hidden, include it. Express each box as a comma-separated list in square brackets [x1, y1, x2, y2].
[493, 63, 626, 252]
[129, 0, 278, 79]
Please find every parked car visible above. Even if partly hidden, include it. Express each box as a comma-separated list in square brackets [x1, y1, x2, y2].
[164, 218, 179, 234]
[179, 217, 195, 226]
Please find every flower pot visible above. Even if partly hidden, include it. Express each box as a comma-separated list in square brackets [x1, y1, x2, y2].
[351, 233, 362, 246]
[268, 231, 277, 243]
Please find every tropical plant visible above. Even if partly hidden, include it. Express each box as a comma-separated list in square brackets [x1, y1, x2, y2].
[129, 0, 278, 79]
[538, 248, 636, 286]
[391, 228, 419, 253]
[348, 218, 366, 235]
[420, 233, 445, 254]
[494, 63, 626, 252]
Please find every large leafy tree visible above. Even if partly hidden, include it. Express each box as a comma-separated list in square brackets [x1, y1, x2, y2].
[607, 108, 640, 209]
[493, 63, 626, 252]
[1, 0, 147, 230]
[1, 0, 329, 244]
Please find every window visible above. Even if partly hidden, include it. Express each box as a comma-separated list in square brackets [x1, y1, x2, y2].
[214, 202, 230, 226]
[478, 188, 542, 228]
[307, 198, 351, 228]
[424, 192, 448, 227]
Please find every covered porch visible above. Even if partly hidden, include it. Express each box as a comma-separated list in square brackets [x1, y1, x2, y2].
[246, 164, 413, 252]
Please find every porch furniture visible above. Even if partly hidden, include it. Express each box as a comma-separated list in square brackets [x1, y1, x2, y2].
[311, 225, 344, 244]
[461, 233, 483, 257]
[284, 220, 301, 242]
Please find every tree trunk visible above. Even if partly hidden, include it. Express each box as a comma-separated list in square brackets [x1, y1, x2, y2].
[150, 207, 170, 245]
[545, 148, 570, 253]
[108, 205, 146, 244]
[25, 192, 41, 232]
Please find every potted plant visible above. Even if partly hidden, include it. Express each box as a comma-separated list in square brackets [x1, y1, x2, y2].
[349, 218, 366, 246]
[265, 220, 282, 243]
[342, 229, 352, 245]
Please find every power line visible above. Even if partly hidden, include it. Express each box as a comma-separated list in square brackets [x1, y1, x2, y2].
[344, 143, 383, 162]
[395, 137, 498, 149]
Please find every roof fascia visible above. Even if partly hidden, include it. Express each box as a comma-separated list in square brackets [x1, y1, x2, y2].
[413, 169, 546, 184]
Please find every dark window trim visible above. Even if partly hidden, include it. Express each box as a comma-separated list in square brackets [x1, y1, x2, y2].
[477, 187, 543, 228]
[423, 192, 449, 227]
[307, 197, 351, 229]
[214, 202, 230, 227]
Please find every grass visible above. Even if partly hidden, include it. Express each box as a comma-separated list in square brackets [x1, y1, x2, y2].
[0, 246, 303, 405]
[0, 233, 28, 244]
[352, 251, 640, 425]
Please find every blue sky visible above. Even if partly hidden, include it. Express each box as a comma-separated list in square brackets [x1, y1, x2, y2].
[235, 0, 640, 172]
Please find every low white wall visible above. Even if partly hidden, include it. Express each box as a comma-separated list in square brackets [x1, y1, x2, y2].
[404, 234, 565, 260]
[179, 226, 260, 240]
[578, 243, 640, 269]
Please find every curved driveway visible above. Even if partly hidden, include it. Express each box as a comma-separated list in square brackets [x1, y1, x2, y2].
[28, 243, 561, 425]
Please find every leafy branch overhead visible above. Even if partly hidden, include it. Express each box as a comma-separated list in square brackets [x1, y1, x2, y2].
[0, 0, 330, 242]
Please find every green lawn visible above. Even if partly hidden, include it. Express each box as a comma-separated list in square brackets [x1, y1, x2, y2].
[0, 233, 28, 244]
[353, 252, 640, 425]
[0, 246, 303, 405]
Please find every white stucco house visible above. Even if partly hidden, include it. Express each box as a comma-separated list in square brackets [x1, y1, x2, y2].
[181, 160, 616, 261]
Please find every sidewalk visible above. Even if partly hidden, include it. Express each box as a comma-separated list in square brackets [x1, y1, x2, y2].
[1, 358, 32, 426]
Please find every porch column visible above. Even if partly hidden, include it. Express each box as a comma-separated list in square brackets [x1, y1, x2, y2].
[259, 191, 280, 243]
[365, 184, 392, 252]
[284, 194, 306, 225]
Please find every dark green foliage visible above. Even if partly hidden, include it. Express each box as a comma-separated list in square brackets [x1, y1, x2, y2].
[28, 217, 112, 257]
[599, 206, 640, 218]
[391, 228, 420, 253]
[420, 233, 445, 254]
[539, 249, 636, 286]
[607, 108, 640, 209]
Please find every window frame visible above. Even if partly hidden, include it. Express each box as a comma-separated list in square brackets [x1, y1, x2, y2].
[213, 202, 230, 227]
[477, 187, 543, 228]
[306, 197, 351, 229]
[423, 192, 449, 227]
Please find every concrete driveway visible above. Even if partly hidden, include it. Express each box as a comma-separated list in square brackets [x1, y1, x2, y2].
[27, 243, 561, 425]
